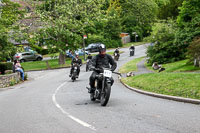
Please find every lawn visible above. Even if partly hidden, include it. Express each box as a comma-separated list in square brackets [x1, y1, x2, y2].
[122, 73, 200, 99]
[21, 56, 86, 71]
[119, 57, 144, 73]
[122, 42, 147, 48]
[121, 58, 200, 100]
[145, 59, 200, 72]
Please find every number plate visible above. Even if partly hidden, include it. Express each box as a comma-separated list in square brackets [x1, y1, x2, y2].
[104, 70, 112, 78]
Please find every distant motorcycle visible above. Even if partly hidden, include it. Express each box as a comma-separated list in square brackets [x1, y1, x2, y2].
[71, 63, 79, 82]
[86, 59, 91, 72]
[87, 68, 121, 106]
[130, 49, 135, 56]
[114, 53, 120, 61]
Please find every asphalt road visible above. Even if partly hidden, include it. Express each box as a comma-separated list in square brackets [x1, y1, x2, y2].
[0, 44, 200, 133]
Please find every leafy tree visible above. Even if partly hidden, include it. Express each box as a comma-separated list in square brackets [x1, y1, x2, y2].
[145, 21, 183, 64]
[187, 36, 200, 67]
[0, 0, 23, 62]
[35, 0, 106, 64]
[174, 0, 200, 59]
[155, 0, 184, 19]
[120, 0, 158, 40]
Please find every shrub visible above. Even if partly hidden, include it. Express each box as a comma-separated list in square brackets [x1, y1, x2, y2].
[145, 21, 184, 64]
[0, 62, 13, 75]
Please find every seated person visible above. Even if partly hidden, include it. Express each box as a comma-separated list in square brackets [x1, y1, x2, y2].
[14, 60, 24, 81]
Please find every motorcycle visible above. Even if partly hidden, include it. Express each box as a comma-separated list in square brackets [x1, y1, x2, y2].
[71, 63, 79, 82]
[87, 68, 121, 106]
[114, 53, 120, 61]
[130, 49, 135, 56]
[86, 59, 91, 72]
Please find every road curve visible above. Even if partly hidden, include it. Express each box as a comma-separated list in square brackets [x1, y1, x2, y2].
[0, 44, 200, 133]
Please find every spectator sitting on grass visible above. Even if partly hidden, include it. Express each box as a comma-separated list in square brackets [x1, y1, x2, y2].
[152, 62, 165, 72]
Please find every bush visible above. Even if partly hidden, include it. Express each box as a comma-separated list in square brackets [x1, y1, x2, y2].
[0, 62, 13, 75]
[145, 21, 184, 64]
[87, 34, 122, 48]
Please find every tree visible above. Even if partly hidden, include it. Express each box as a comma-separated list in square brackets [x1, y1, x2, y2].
[0, 0, 23, 61]
[145, 20, 183, 64]
[187, 37, 200, 67]
[35, 0, 106, 64]
[174, 0, 200, 59]
[155, 0, 184, 20]
[120, 0, 158, 40]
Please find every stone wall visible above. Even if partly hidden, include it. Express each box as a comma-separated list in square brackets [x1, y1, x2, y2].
[0, 73, 21, 88]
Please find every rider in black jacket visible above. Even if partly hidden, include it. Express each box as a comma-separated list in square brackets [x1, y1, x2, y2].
[89, 44, 117, 93]
[69, 54, 82, 77]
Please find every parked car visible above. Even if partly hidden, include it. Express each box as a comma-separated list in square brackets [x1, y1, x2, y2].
[66, 49, 88, 57]
[85, 43, 101, 53]
[13, 51, 43, 63]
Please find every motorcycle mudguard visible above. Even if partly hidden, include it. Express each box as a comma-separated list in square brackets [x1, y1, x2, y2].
[106, 77, 112, 83]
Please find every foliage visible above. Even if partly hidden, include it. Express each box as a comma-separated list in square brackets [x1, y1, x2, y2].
[155, 0, 184, 20]
[187, 37, 200, 66]
[0, 62, 13, 74]
[145, 20, 184, 64]
[0, 0, 24, 62]
[33, 0, 106, 64]
[120, 0, 158, 40]
[174, 0, 200, 60]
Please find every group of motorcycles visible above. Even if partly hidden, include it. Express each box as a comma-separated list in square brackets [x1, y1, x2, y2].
[70, 47, 134, 106]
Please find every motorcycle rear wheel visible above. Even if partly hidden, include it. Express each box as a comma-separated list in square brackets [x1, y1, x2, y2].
[100, 83, 111, 106]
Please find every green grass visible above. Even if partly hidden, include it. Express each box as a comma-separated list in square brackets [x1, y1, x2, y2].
[145, 59, 200, 72]
[119, 57, 144, 73]
[121, 58, 200, 99]
[122, 42, 147, 48]
[122, 73, 200, 100]
[21, 56, 86, 71]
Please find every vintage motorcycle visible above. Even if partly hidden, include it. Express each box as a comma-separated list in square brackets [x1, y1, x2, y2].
[87, 68, 121, 106]
[114, 53, 120, 61]
[71, 63, 79, 82]
[130, 49, 135, 56]
[86, 59, 91, 72]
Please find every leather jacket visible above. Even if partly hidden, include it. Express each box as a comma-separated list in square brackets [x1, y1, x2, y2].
[91, 54, 117, 72]
[71, 58, 82, 66]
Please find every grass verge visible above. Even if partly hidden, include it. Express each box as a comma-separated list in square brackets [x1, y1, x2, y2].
[121, 58, 200, 100]
[122, 42, 148, 48]
[121, 73, 200, 100]
[119, 57, 144, 73]
[21, 56, 86, 71]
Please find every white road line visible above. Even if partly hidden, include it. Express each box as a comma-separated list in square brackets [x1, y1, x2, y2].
[52, 82, 96, 131]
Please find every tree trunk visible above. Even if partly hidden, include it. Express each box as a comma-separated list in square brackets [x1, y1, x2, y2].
[59, 53, 66, 65]
[194, 56, 200, 67]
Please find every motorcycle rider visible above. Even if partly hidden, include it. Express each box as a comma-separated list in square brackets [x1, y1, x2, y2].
[89, 44, 117, 93]
[129, 44, 135, 55]
[86, 53, 93, 60]
[113, 47, 120, 56]
[69, 54, 82, 78]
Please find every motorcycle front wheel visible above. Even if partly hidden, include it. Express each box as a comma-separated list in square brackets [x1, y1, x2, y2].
[100, 83, 111, 106]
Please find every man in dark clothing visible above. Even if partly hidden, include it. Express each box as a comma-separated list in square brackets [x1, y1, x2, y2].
[129, 44, 135, 56]
[89, 44, 117, 92]
[130, 45, 135, 50]
[114, 47, 120, 55]
[86, 53, 93, 60]
[69, 54, 82, 77]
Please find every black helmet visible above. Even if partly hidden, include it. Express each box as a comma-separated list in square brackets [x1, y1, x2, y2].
[99, 44, 106, 52]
